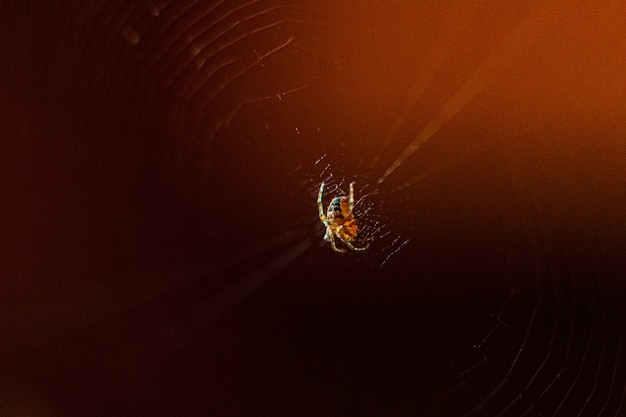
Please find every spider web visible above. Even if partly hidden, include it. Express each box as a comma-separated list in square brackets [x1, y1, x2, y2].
[293, 152, 410, 268]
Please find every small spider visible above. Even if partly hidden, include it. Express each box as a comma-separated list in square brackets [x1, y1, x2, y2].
[318, 182, 370, 253]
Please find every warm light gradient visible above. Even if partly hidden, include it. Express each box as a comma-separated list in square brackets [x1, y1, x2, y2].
[2, 1, 626, 416]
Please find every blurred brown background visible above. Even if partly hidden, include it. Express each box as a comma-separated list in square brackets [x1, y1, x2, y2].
[2, 1, 626, 416]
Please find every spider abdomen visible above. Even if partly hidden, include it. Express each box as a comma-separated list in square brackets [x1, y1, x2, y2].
[337, 222, 358, 241]
[327, 196, 350, 224]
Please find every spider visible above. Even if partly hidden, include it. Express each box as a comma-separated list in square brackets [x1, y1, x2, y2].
[318, 182, 370, 253]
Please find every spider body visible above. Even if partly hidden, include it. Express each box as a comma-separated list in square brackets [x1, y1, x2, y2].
[318, 182, 369, 253]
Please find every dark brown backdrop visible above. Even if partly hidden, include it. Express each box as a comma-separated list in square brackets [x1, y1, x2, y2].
[2, 1, 626, 416]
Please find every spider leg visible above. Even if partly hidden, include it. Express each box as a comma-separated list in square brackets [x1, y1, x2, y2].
[338, 234, 370, 251]
[348, 182, 355, 216]
[318, 182, 328, 222]
[329, 230, 348, 253]
[324, 226, 332, 242]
